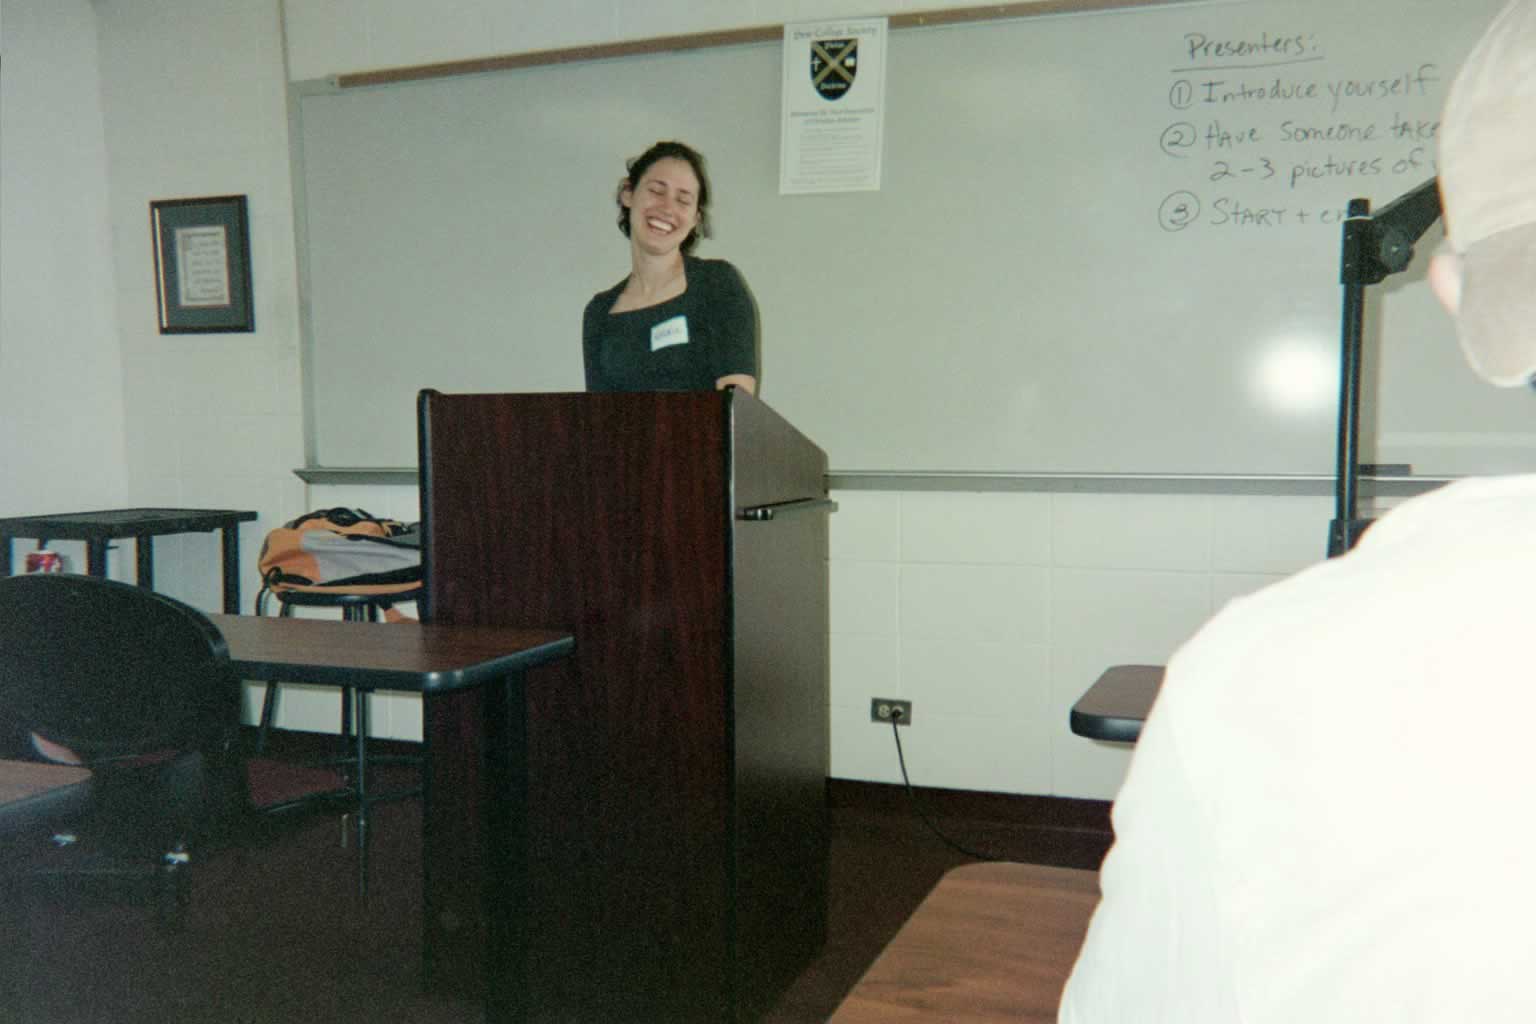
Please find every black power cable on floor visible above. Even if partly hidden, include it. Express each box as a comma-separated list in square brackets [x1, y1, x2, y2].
[886, 708, 1006, 863]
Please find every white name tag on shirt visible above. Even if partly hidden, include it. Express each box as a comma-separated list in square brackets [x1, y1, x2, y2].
[650, 315, 690, 352]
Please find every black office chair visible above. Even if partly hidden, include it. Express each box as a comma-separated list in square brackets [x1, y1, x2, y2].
[0, 573, 251, 930]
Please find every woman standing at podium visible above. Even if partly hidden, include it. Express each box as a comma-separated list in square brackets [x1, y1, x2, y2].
[583, 140, 759, 395]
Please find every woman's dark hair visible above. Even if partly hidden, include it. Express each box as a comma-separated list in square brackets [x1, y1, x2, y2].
[616, 140, 712, 254]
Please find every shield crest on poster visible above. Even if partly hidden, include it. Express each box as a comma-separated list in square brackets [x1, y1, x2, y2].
[810, 38, 858, 101]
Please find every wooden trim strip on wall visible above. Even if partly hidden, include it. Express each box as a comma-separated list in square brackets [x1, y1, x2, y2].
[334, 0, 1204, 89]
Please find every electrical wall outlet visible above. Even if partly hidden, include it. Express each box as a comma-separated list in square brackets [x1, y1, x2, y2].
[870, 697, 913, 726]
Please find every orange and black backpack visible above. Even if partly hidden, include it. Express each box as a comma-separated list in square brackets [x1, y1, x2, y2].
[255, 507, 421, 601]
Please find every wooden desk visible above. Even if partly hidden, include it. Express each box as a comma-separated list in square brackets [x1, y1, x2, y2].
[211, 614, 574, 1024]
[829, 862, 1100, 1023]
[1070, 664, 1164, 743]
[0, 760, 93, 841]
[0, 508, 257, 613]
[213, 614, 570, 696]
[0, 760, 91, 804]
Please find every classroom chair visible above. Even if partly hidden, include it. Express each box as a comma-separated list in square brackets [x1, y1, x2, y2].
[0, 573, 273, 930]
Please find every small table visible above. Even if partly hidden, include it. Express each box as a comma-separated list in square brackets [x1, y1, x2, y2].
[1070, 664, 1165, 743]
[0, 760, 94, 841]
[211, 614, 575, 1024]
[0, 508, 257, 613]
[828, 862, 1100, 1023]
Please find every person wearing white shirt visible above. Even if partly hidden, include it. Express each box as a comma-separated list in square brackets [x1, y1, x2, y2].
[1058, 3, 1536, 1020]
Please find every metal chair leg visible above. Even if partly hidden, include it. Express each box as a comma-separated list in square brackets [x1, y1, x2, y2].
[252, 589, 417, 901]
[354, 687, 371, 901]
[255, 684, 280, 755]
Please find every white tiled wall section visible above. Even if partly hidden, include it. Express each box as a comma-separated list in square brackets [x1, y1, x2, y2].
[303, 484, 1333, 799]
[827, 488, 1332, 800]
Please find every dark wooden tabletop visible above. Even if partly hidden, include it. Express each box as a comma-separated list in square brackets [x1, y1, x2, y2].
[0, 760, 93, 805]
[1070, 664, 1164, 743]
[828, 861, 1100, 1023]
[211, 614, 574, 694]
[0, 508, 257, 538]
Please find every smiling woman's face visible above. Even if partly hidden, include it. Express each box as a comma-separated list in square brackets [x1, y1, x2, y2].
[622, 157, 701, 256]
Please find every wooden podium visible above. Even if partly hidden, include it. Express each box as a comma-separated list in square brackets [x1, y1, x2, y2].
[416, 389, 832, 1023]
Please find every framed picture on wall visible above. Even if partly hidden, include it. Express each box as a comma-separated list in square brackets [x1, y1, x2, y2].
[150, 194, 254, 334]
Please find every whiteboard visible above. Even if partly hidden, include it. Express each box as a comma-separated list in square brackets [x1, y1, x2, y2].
[294, 0, 1536, 476]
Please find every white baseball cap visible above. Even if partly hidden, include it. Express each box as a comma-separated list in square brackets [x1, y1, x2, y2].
[1437, 0, 1536, 387]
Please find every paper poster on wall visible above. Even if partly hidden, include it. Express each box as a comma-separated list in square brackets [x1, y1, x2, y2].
[780, 17, 888, 194]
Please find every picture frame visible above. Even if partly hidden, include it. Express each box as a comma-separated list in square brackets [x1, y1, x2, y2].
[150, 195, 254, 334]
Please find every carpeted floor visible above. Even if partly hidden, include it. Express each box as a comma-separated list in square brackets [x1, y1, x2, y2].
[1, 735, 1110, 1024]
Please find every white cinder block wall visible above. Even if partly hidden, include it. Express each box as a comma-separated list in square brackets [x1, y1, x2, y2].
[6, 0, 1345, 803]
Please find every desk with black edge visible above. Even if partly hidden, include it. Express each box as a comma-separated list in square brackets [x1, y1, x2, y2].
[210, 614, 575, 1024]
[1070, 664, 1165, 744]
[828, 861, 1100, 1023]
[0, 761, 94, 841]
[0, 508, 257, 613]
